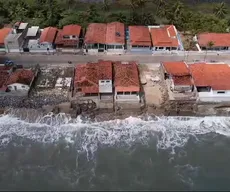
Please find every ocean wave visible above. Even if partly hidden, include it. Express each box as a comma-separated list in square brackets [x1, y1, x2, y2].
[0, 113, 230, 157]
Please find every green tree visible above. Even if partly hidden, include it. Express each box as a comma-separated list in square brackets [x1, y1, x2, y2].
[155, 0, 166, 16]
[142, 12, 156, 25]
[102, 0, 110, 11]
[213, 2, 228, 19]
[109, 12, 127, 23]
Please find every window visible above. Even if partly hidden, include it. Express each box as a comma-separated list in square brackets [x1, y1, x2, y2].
[115, 45, 123, 49]
[101, 80, 105, 83]
[117, 92, 123, 95]
[106, 80, 110, 83]
[21, 85, 25, 88]
[131, 92, 137, 95]
[217, 91, 225, 94]
[159, 47, 163, 50]
[63, 35, 70, 39]
[72, 35, 76, 38]
[124, 92, 130, 95]
[107, 45, 114, 49]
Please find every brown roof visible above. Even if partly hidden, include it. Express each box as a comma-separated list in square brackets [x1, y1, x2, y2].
[106, 22, 125, 44]
[189, 63, 230, 90]
[198, 33, 230, 47]
[162, 61, 190, 76]
[114, 61, 140, 92]
[150, 25, 179, 47]
[173, 76, 192, 86]
[6, 69, 34, 86]
[84, 22, 125, 44]
[129, 26, 151, 46]
[75, 60, 112, 94]
[0, 27, 11, 44]
[40, 27, 58, 43]
[62, 24, 81, 36]
[84, 23, 107, 44]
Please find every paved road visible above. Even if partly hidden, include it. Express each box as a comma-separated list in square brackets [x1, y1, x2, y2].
[1, 52, 230, 67]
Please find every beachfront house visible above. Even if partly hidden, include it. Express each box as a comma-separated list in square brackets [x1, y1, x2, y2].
[189, 63, 230, 102]
[74, 60, 113, 100]
[128, 26, 152, 54]
[150, 25, 184, 52]
[161, 61, 193, 93]
[114, 61, 141, 102]
[0, 66, 36, 96]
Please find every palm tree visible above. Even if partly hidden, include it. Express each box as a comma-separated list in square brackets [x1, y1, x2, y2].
[109, 12, 127, 23]
[213, 2, 227, 19]
[102, 0, 110, 11]
[142, 12, 156, 25]
[166, 0, 184, 24]
[204, 41, 215, 61]
[155, 0, 166, 16]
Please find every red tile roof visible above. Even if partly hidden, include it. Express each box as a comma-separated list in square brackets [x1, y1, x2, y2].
[6, 69, 34, 86]
[106, 22, 125, 44]
[40, 27, 58, 43]
[85, 23, 107, 44]
[114, 61, 140, 92]
[62, 24, 81, 36]
[0, 27, 11, 44]
[150, 25, 179, 47]
[172, 76, 192, 86]
[75, 60, 112, 94]
[189, 63, 230, 90]
[162, 61, 190, 76]
[84, 22, 125, 44]
[129, 26, 151, 46]
[198, 33, 230, 47]
[0, 71, 9, 90]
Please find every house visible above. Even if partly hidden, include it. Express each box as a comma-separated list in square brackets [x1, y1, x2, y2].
[113, 61, 140, 102]
[74, 60, 113, 100]
[0, 65, 12, 93]
[189, 63, 230, 102]
[161, 61, 193, 93]
[84, 22, 125, 55]
[4, 22, 29, 53]
[0, 27, 12, 52]
[150, 25, 184, 52]
[128, 26, 152, 53]
[55, 24, 82, 50]
[0, 66, 36, 96]
[27, 27, 57, 52]
[197, 33, 230, 51]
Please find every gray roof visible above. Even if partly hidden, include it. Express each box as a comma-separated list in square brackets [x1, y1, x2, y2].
[5, 33, 22, 42]
[18, 23, 28, 30]
[26, 26, 39, 37]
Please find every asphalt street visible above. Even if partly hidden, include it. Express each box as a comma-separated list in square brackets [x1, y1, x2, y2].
[1, 52, 230, 67]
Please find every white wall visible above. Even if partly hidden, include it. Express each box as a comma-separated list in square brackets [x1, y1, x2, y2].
[198, 89, 230, 102]
[99, 79, 112, 93]
[7, 83, 30, 91]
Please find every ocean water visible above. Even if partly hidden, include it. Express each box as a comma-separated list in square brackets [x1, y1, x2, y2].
[0, 112, 230, 191]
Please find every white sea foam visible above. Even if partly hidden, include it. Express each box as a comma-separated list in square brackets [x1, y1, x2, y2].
[0, 113, 230, 157]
